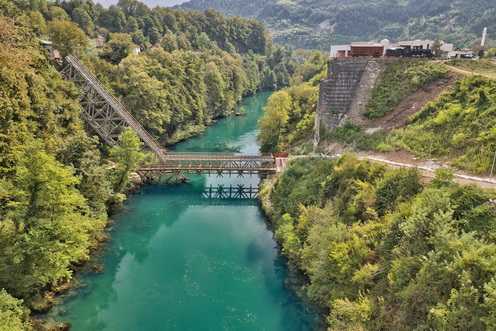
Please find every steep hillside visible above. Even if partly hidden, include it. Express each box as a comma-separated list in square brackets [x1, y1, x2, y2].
[178, 0, 496, 49]
[262, 154, 496, 330]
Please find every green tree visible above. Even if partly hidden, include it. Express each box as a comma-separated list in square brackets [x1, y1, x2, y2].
[125, 16, 139, 33]
[101, 33, 134, 64]
[485, 48, 496, 58]
[48, 20, 88, 57]
[71, 7, 94, 35]
[431, 38, 443, 57]
[109, 127, 145, 193]
[28, 11, 46, 36]
[257, 90, 292, 152]
[0, 141, 102, 299]
[0, 289, 28, 331]
[45, 6, 69, 21]
[98, 5, 126, 33]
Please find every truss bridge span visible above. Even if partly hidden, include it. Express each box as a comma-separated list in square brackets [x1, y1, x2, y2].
[137, 153, 276, 182]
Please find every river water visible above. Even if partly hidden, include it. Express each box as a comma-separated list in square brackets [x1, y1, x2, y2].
[48, 92, 321, 330]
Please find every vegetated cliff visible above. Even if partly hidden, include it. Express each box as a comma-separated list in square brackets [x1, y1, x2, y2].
[261, 154, 496, 330]
[179, 0, 496, 50]
[381, 75, 496, 174]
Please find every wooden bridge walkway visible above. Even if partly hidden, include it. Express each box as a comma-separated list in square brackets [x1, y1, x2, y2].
[61, 55, 277, 181]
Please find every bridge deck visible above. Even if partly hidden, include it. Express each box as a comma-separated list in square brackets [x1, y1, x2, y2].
[137, 154, 276, 181]
[139, 154, 275, 172]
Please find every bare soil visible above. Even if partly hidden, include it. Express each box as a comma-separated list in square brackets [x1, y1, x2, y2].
[348, 72, 462, 132]
[319, 71, 496, 189]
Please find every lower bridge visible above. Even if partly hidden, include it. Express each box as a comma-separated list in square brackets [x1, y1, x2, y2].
[137, 153, 277, 182]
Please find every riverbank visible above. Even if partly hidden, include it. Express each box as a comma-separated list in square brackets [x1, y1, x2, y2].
[258, 153, 496, 329]
[42, 92, 321, 330]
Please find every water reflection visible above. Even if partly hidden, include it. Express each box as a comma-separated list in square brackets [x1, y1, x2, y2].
[45, 92, 322, 330]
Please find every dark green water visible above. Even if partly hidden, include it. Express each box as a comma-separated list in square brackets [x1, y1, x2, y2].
[48, 92, 321, 330]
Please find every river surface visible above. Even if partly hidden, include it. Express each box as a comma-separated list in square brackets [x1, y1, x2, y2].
[48, 92, 321, 330]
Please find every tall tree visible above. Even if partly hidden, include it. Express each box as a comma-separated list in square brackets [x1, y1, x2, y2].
[109, 127, 145, 193]
[48, 20, 88, 57]
[71, 7, 94, 35]
[257, 90, 292, 152]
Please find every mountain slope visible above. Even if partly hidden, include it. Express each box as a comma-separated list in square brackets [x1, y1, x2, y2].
[178, 0, 496, 49]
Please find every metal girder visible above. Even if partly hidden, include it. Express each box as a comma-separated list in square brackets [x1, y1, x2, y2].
[61, 55, 168, 162]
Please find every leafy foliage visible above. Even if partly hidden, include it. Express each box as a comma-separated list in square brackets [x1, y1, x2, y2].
[109, 127, 145, 193]
[331, 121, 383, 150]
[383, 76, 496, 173]
[262, 154, 496, 329]
[257, 52, 324, 152]
[0, 289, 29, 331]
[0, 0, 117, 314]
[365, 59, 449, 118]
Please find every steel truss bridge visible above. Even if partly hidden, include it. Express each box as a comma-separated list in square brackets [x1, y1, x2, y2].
[201, 184, 259, 199]
[61, 55, 277, 181]
[137, 153, 275, 182]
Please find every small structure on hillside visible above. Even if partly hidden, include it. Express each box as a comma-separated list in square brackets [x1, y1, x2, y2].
[150, 43, 160, 51]
[93, 35, 106, 47]
[349, 42, 384, 57]
[447, 49, 474, 59]
[40, 40, 61, 60]
[133, 44, 141, 54]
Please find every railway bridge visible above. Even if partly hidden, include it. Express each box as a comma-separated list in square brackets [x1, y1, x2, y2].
[61, 55, 278, 182]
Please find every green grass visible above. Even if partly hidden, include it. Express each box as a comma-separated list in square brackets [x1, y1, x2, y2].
[331, 121, 383, 150]
[445, 58, 496, 76]
[382, 75, 496, 174]
[365, 59, 450, 118]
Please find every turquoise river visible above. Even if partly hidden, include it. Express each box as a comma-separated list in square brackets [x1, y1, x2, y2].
[48, 92, 322, 330]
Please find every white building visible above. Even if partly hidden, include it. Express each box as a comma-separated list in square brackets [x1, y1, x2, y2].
[330, 45, 350, 58]
[397, 39, 453, 53]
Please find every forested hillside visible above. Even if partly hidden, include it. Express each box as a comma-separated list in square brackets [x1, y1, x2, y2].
[179, 0, 496, 50]
[262, 154, 496, 330]
[12, 0, 297, 144]
[0, 1, 118, 328]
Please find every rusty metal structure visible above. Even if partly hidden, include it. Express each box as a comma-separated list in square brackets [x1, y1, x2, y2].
[61, 55, 277, 181]
[61, 55, 168, 162]
[137, 153, 276, 182]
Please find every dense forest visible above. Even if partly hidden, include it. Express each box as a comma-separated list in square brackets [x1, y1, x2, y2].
[12, 0, 298, 144]
[179, 0, 496, 50]
[261, 154, 496, 330]
[0, 0, 300, 328]
[0, 1, 142, 328]
[257, 51, 327, 153]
